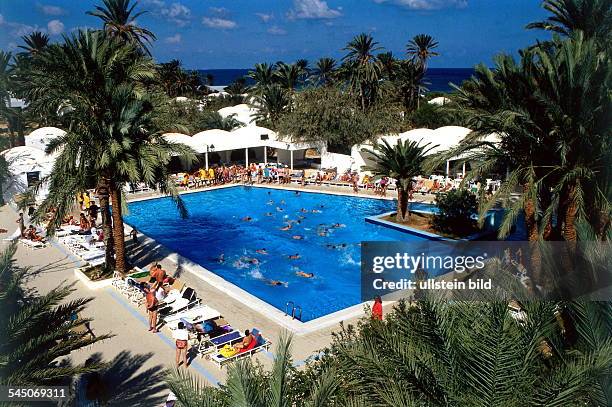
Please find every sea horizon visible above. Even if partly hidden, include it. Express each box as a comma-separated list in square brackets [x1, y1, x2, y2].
[198, 67, 475, 93]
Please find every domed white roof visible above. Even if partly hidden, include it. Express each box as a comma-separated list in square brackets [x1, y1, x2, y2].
[26, 126, 66, 152]
[218, 104, 259, 125]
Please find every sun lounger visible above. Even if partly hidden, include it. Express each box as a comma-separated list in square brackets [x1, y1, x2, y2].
[163, 304, 221, 329]
[158, 287, 200, 316]
[2, 228, 21, 242]
[210, 328, 271, 369]
[20, 238, 47, 249]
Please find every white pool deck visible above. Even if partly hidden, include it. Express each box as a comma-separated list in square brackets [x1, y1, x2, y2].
[1, 183, 436, 392]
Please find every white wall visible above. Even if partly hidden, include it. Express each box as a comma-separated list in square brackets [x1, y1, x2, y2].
[321, 152, 355, 173]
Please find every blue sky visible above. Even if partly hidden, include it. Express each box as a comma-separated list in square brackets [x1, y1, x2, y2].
[0, 0, 550, 68]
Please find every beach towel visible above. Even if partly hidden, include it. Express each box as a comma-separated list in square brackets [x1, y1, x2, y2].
[219, 344, 238, 358]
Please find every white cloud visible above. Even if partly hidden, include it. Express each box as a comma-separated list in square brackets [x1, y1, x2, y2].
[160, 2, 191, 26]
[267, 25, 287, 35]
[164, 33, 182, 44]
[256, 12, 273, 23]
[373, 0, 467, 10]
[0, 13, 41, 37]
[287, 0, 342, 20]
[37, 4, 66, 16]
[209, 7, 228, 15]
[202, 17, 237, 29]
[47, 19, 64, 35]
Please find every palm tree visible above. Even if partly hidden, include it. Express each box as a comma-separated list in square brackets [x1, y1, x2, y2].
[331, 297, 612, 406]
[393, 59, 428, 111]
[21, 30, 194, 274]
[362, 139, 435, 221]
[247, 63, 275, 94]
[406, 34, 439, 68]
[310, 57, 337, 86]
[166, 334, 339, 406]
[17, 31, 50, 55]
[251, 84, 291, 129]
[274, 62, 301, 90]
[342, 33, 384, 110]
[376, 51, 397, 80]
[87, 0, 156, 54]
[0, 243, 112, 385]
[526, 0, 612, 39]
[445, 34, 610, 242]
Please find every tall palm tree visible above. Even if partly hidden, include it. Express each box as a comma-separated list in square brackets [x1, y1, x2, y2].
[393, 59, 428, 111]
[342, 33, 384, 110]
[526, 0, 612, 39]
[166, 334, 339, 406]
[17, 31, 50, 56]
[376, 51, 397, 80]
[444, 33, 610, 243]
[0, 243, 112, 385]
[87, 0, 156, 54]
[274, 62, 301, 90]
[362, 139, 435, 221]
[310, 57, 337, 86]
[331, 297, 612, 406]
[22, 30, 194, 274]
[251, 84, 291, 129]
[406, 34, 439, 68]
[247, 63, 276, 95]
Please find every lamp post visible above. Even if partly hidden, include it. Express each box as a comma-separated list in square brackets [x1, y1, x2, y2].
[205, 144, 215, 170]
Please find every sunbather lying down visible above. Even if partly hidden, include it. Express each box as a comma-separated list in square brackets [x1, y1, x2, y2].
[234, 330, 254, 351]
[25, 225, 45, 242]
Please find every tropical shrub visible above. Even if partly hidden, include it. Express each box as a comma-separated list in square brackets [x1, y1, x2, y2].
[431, 188, 478, 236]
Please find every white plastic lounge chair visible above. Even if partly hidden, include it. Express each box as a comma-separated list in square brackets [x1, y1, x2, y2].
[164, 304, 221, 330]
[20, 238, 47, 249]
[210, 328, 271, 369]
[3, 228, 21, 242]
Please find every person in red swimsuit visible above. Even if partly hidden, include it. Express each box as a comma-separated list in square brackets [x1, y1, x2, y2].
[372, 296, 383, 321]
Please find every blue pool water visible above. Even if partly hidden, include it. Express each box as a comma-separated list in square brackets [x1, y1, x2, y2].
[124, 187, 430, 321]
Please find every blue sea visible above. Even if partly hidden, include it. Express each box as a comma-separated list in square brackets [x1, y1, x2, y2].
[199, 67, 474, 93]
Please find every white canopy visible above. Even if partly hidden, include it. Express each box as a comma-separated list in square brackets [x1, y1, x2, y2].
[1, 146, 55, 203]
[218, 104, 259, 125]
[25, 126, 66, 153]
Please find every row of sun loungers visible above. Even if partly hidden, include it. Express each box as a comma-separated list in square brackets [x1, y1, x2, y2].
[57, 230, 106, 266]
[112, 268, 271, 368]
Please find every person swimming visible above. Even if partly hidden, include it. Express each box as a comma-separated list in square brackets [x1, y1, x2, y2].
[241, 256, 259, 264]
[266, 279, 287, 287]
[280, 200, 286, 204]
[216, 253, 225, 263]
[296, 270, 314, 278]
[276, 207, 284, 212]
[288, 254, 300, 260]
[280, 224, 292, 231]
[295, 191, 300, 196]
[242, 216, 252, 221]
[300, 208, 308, 213]
[265, 212, 273, 216]
[311, 209, 322, 213]
[326, 243, 348, 249]
[292, 235, 303, 240]
[256, 249, 268, 254]
[267, 200, 274, 205]
[332, 223, 345, 228]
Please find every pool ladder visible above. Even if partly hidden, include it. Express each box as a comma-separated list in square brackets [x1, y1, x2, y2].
[285, 301, 303, 321]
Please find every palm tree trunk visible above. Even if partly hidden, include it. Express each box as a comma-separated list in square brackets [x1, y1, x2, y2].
[110, 183, 127, 275]
[96, 180, 114, 270]
[561, 184, 578, 242]
[523, 185, 543, 290]
[397, 187, 408, 222]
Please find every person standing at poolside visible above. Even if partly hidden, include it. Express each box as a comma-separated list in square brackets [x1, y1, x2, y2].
[372, 296, 383, 320]
[173, 321, 189, 367]
[16, 213, 26, 237]
[145, 283, 159, 333]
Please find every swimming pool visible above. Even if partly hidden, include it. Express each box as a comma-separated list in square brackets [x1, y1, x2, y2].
[124, 187, 429, 322]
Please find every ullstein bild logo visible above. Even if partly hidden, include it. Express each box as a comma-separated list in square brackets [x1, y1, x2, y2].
[360, 241, 612, 302]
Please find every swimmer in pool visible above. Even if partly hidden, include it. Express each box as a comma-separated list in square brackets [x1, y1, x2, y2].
[295, 191, 300, 196]
[216, 253, 225, 263]
[332, 223, 345, 228]
[266, 279, 287, 287]
[288, 254, 300, 260]
[326, 243, 348, 249]
[256, 249, 268, 255]
[242, 216, 252, 221]
[267, 200, 274, 205]
[280, 200, 286, 204]
[311, 209, 322, 213]
[240, 256, 259, 265]
[292, 235, 303, 240]
[296, 270, 314, 278]
[280, 224, 292, 231]
[265, 212, 273, 216]
[276, 207, 284, 212]
[300, 208, 308, 213]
